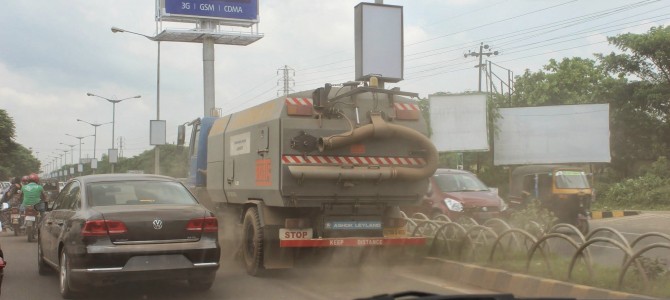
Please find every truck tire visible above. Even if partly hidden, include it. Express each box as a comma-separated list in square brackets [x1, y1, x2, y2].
[242, 207, 264, 276]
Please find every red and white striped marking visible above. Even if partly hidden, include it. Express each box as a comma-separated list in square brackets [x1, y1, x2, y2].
[285, 98, 313, 106]
[394, 102, 420, 111]
[281, 155, 426, 166]
[280, 236, 426, 248]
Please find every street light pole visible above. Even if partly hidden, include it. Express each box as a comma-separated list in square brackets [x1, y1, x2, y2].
[77, 119, 111, 162]
[60, 143, 76, 170]
[111, 26, 162, 175]
[65, 133, 92, 164]
[86, 93, 141, 173]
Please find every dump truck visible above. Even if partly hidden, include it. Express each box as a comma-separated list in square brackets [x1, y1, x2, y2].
[178, 79, 438, 275]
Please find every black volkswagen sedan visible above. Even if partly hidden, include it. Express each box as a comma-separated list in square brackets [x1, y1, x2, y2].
[36, 174, 220, 299]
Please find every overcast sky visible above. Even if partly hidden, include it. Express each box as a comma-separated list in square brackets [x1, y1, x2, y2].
[1, 0, 668, 169]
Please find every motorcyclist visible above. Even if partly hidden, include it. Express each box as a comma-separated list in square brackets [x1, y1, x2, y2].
[20, 174, 45, 227]
[2, 177, 22, 207]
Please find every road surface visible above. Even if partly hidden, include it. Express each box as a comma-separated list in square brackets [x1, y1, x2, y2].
[0, 230, 491, 300]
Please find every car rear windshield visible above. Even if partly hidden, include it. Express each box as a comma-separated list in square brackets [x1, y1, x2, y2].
[554, 170, 590, 189]
[434, 173, 489, 192]
[87, 180, 197, 206]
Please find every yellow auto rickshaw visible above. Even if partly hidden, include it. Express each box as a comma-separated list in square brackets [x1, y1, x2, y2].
[508, 165, 593, 234]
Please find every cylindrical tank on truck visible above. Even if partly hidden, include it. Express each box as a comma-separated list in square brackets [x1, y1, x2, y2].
[178, 80, 438, 275]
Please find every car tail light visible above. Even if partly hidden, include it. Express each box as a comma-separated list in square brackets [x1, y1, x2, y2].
[0, 257, 5, 270]
[82, 220, 128, 236]
[186, 217, 218, 233]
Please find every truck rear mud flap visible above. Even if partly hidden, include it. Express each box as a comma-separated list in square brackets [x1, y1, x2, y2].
[279, 236, 425, 248]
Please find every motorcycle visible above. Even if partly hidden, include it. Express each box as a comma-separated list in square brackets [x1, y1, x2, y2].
[24, 206, 39, 242]
[10, 207, 21, 236]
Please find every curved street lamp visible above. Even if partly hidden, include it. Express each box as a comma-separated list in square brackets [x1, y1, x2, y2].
[86, 93, 141, 173]
[111, 26, 163, 175]
[59, 142, 77, 170]
[66, 132, 94, 165]
[76, 119, 111, 162]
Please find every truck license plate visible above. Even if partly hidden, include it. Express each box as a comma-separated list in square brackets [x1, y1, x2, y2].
[25, 216, 36, 221]
[279, 228, 313, 240]
[325, 220, 382, 230]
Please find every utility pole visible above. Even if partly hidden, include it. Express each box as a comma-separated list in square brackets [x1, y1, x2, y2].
[464, 42, 499, 92]
[464, 43, 498, 174]
[277, 65, 295, 96]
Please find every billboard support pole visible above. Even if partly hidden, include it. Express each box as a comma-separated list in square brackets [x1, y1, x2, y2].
[203, 21, 216, 117]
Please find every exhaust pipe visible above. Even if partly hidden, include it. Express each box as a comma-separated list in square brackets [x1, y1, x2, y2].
[291, 114, 438, 181]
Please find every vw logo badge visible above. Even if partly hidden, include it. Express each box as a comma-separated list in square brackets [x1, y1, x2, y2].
[152, 219, 163, 230]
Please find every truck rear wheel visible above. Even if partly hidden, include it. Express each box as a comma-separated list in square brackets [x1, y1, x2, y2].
[242, 207, 264, 276]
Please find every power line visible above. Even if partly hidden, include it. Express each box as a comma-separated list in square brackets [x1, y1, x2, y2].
[404, 0, 659, 62]
[499, 14, 670, 54]
[404, 11, 670, 78]
[405, 0, 579, 47]
[292, 0, 660, 83]
[234, 1, 666, 101]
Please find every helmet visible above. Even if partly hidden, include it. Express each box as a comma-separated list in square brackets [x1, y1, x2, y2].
[28, 173, 39, 183]
[21, 176, 29, 183]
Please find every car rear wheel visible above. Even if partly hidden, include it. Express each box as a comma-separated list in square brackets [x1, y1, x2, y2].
[242, 207, 264, 276]
[59, 250, 79, 299]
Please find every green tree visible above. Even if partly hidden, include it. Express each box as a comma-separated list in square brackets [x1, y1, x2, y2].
[596, 26, 670, 174]
[0, 109, 17, 178]
[512, 57, 615, 107]
[0, 109, 40, 179]
[75, 144, 189, 178]
[511, 50, 668, 177]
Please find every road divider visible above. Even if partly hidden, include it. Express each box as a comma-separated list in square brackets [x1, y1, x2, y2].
[591, 210, 640, 219]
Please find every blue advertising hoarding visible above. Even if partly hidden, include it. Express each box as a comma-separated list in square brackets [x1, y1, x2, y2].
[162, 0, 258, 24]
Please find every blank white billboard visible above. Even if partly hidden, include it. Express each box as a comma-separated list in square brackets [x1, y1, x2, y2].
[494, 104, 611, 165]
[150, 120, 167, 145]
[355, 3, 403, 82]
[429, 93, 489, 152]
